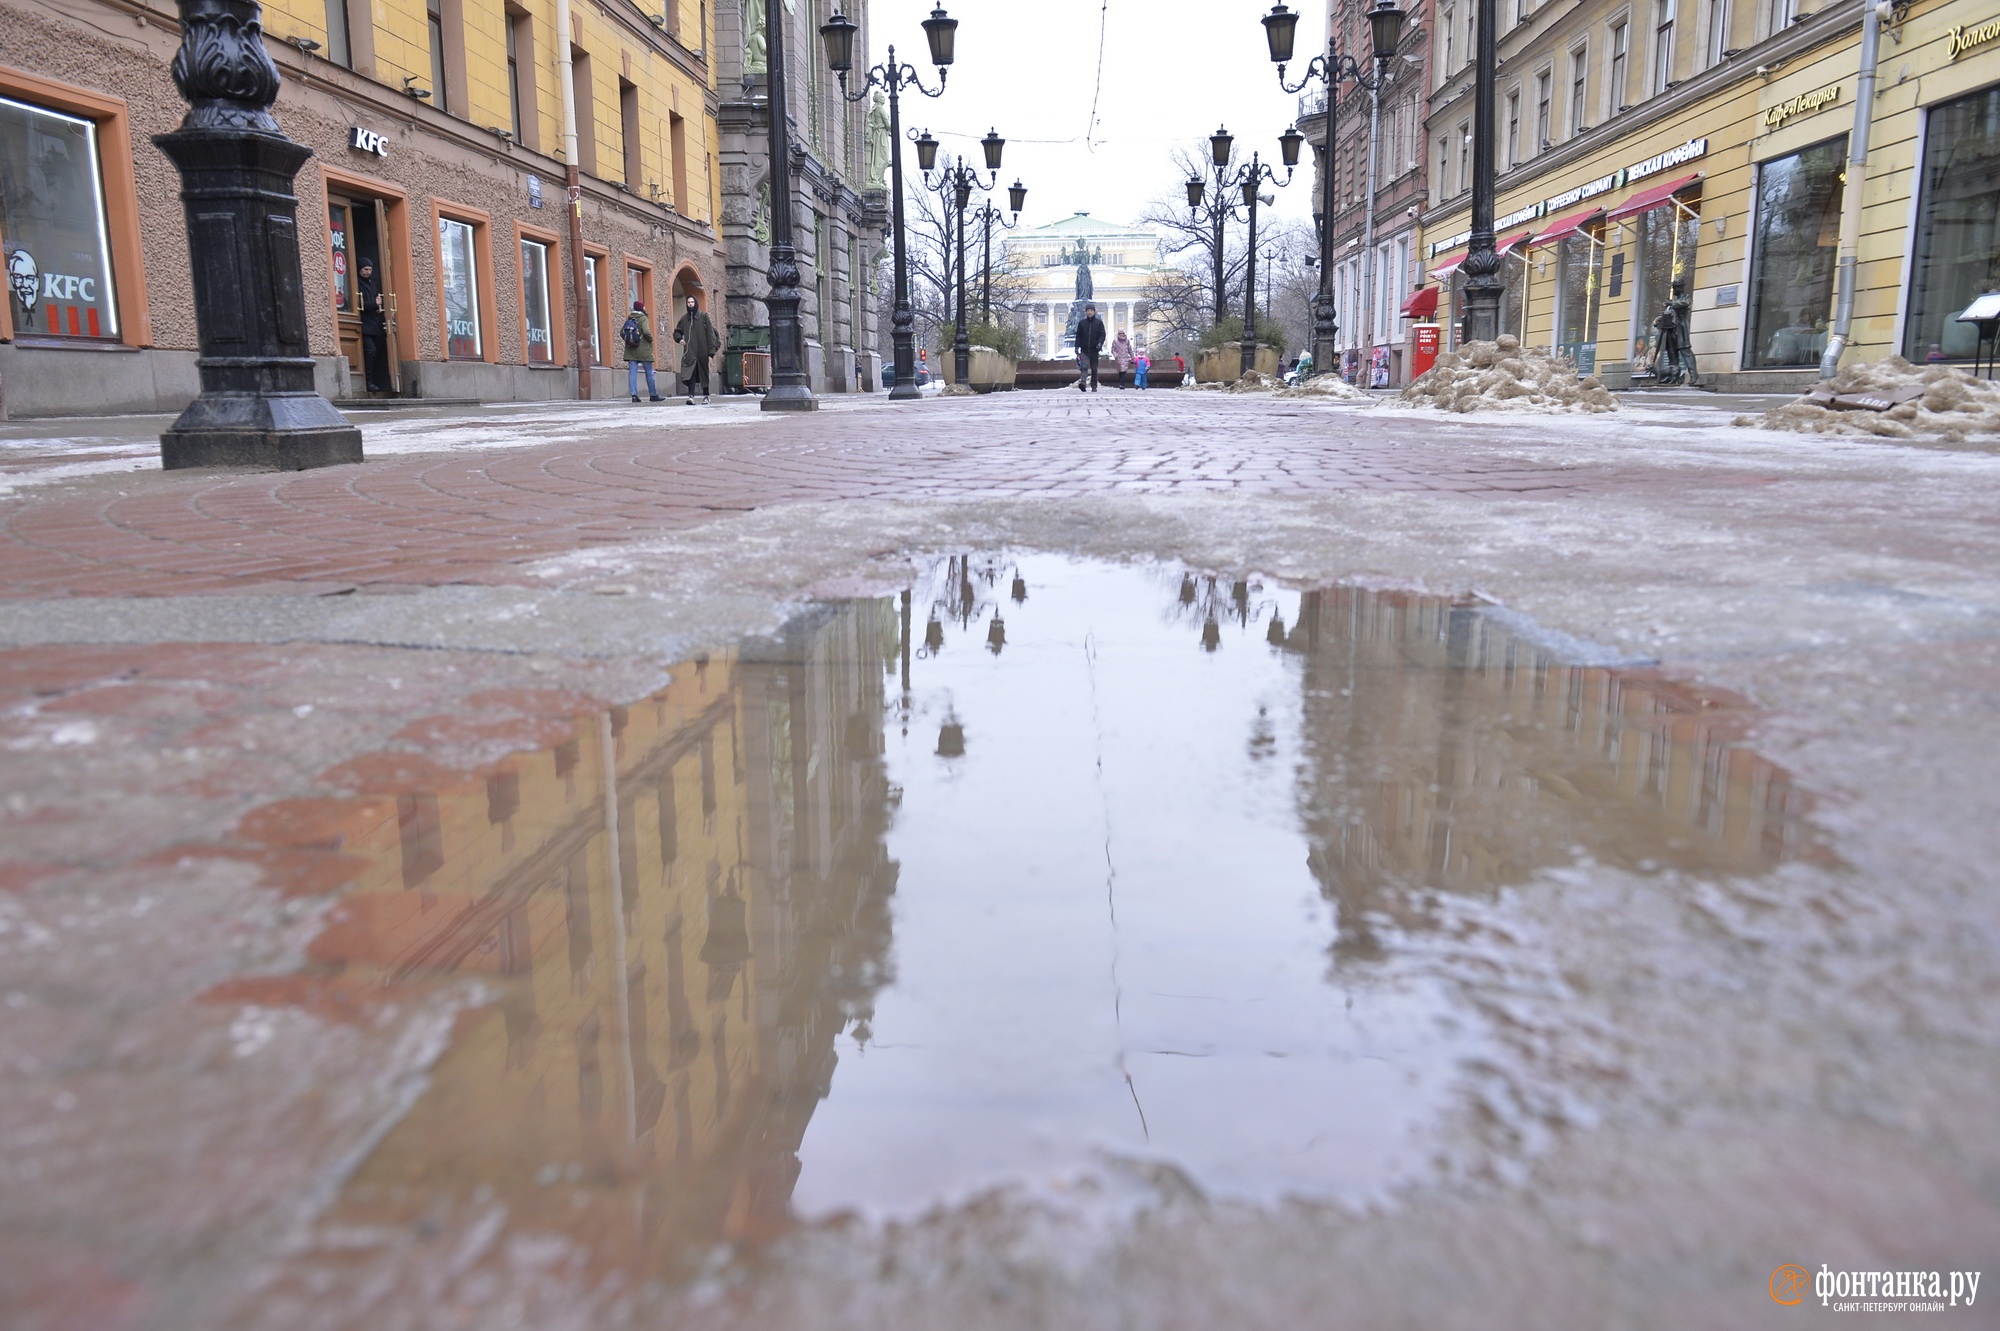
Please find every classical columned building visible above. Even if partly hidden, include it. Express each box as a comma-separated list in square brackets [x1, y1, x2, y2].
[714, 0, 886, 392]
[1003, 212, 1165, 358]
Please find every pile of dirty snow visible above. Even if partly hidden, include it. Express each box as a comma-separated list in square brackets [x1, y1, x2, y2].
[1276, 374, 1372, 401]
[1396, 335, 1618, 413]
[1226, 370, 1283, 393]
[1735, 356, 2000, 442]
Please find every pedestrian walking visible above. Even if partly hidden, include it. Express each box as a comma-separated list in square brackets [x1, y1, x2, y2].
[1075, 304, 1106, 392]
[674, 296, 719, 404]
[355, 259, 391, 394]
[1134, 349, 1150, 390]
[622, 300, 661, 402]
[1173, 352, 1187, 387]
[1110, 329, 1134, 388]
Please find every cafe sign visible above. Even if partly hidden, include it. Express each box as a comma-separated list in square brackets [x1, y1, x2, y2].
[1947, 17, 2000, 58]
[1626, 137, 1708, 182]
[1764, 84, 1842, 128]
[1543, 170, 1621, 212]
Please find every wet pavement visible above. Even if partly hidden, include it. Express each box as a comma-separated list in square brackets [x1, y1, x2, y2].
[4, 390, 2000, 1329]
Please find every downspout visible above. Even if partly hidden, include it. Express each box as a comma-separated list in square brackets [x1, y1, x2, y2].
[556, 0, 592, 397]
[1361, 83, 1382, 359]
[1820, 0, 1882, 378]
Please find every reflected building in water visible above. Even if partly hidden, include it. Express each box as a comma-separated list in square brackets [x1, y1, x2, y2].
[231, 600, 898, 1301]
[1281, 587, 1812, 965]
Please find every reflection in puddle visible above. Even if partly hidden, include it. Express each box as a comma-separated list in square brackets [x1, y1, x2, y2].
[217, 556, 1810, 1296]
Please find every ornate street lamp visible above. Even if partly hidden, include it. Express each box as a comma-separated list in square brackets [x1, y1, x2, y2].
[1186, 128, 1293, 376]
[1262, 0, 1408, 376]
[918, 136, 1007, 389]
[973, 181, 1026, 324]
[820, 6, 958, 401]
[155, 0, 361, 469]
[756, 0, 823, 411]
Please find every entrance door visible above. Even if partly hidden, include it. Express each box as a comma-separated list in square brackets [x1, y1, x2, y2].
[328, 193, 401, 394]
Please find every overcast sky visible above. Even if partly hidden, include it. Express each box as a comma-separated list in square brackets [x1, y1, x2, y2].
[866, 0, 1322, 233]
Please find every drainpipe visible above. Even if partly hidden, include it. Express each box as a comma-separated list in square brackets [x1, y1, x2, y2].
[557, 0, 593, 398]
[1820, 0, 1883, 379]
[1361, 82, 1382, 364]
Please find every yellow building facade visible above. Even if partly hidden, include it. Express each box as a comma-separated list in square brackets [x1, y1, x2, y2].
[1416, 0, 2000, 388]
[0, 0, 726, 412]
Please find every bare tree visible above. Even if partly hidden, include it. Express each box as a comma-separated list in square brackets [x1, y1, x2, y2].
[1138, 146, 1251, 327]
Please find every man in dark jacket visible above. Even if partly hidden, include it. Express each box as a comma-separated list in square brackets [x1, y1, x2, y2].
[674, 296, 721, 404]
[1075, 304, 1106, 392]
[356, 259, 391, 394]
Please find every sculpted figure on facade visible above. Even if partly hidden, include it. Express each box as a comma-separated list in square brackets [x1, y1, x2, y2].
[744, 0, 767, 73]
[866, 91, 891, 186]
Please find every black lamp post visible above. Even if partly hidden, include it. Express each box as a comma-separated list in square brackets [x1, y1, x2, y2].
[155, 0, 361, 469]
[917, 128, 1006, 388]
[820, 6, 958, 402]
[1461, 0, 1501, 341]
[974, 180, 1026, 324]
[1262, 0, 1407, 377]
[1184, 128, 1293, 378]
[758, 0, 819, 411]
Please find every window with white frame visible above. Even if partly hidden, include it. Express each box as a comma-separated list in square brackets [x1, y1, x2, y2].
[1506, 89, 1521, 167]
[1569, 46, 1588, 134]
[1705, 0, 1729, 65]
[1609, 20, 1629, 111]
[1535, 71, 1552, 150]
[1457, 120, 1470, 193]
[1652, 0, 1676, 94]
[1443, 7, 1455, 71]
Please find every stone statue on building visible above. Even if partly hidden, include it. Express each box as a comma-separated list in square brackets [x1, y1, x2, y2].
[1061, 239, 1097, 345]
[1650, 278, 1699, 385]
[744, 0, 767, 73]
[866, 92, 891, 187]
[752, 180, 771, 244]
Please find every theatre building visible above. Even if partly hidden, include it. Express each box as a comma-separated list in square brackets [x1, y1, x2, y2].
[0, 0, 725, 416]
[1416, 0, 2000, 389]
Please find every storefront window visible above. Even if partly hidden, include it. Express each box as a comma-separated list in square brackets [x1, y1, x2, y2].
[1500, 251, 1528, 340]
[439, 215, 482, 359]
[1745, 136, 1844, 368]
[1, 95, 120, 341]
[1555, 230, 1603, 369]
[328, 203, 353, 313]
[1903, 88, 2000, 362]
[1634, 196, 1700, 361]
[585, 255, 602, 362]
[520, 237, 553, 364]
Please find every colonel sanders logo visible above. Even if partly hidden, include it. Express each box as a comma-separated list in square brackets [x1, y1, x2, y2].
[7, 248, 37, 313]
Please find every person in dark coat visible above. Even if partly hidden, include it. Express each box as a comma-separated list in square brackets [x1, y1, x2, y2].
[356, 259, 391, 394]
[1075, 304, 1106, 392]
[674, 296, 720, 404]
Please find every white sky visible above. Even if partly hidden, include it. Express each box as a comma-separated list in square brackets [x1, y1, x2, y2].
[867, 0, 1321, 234]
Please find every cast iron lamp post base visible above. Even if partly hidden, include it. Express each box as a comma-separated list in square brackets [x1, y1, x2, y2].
[158, 0, 361, 470]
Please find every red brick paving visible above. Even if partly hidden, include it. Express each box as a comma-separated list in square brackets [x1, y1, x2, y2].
[0, 394, 1603, 598]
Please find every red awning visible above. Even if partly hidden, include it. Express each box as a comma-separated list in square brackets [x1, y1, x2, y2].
[1429, 255, 1465, 281]
[1530, 206, 1605, 247]
[1400, 285, 1440, 319]
[1498, 230, 1533, 255]
[1604, 172, 1703, 222]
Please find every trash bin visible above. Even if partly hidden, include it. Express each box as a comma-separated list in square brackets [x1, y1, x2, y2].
[724, 326, 770, 394]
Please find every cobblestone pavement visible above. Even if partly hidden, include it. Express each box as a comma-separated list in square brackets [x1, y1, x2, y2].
[0, 390, 1715, 598]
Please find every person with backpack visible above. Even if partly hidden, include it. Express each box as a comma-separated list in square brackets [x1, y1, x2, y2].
[673, 295, 720, 405]
[622, 300, 660, 402]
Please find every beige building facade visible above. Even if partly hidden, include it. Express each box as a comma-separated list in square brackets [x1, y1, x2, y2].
[1417, 0, 2000, 389]
[0, 0, 725, 415]
[1004, 212, 1165, 357]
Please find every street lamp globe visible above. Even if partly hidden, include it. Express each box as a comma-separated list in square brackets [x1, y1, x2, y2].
[1261, 2, 1299, 63]
[1185, 176, 1205, 209]
[980, 127, 1005, 171]
[1209, 125, 1234, 167]
[818, 9, 857, 72]
[922, 4, 957, 66]
[1367, 0, 1408, 61]
[914, 128, 939, 172]
[1008, 179, 1027, 213]
[1279, 124, 1304, 167]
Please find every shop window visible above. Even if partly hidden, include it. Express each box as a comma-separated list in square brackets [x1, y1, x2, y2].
[585, 253, 604, 362]
[1633, 196, 1700, 361]
[1555, 230, 1604, 365]
[1744, 136, 1844, 369]
[1903, 87, 2000, 362]
[1, 95, 120, 341]
[438, 214, 484, 358]
[520, 237, 555, 364]
[1500, 250, 1528, 340]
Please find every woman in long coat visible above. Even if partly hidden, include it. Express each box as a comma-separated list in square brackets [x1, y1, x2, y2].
[1109, 329, 1135, 388]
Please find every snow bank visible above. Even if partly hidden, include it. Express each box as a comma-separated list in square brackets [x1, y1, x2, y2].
[1735, 356, 2000, 443]
[1276, 375, 1372, 402]
[1395, 335, 1618, 413]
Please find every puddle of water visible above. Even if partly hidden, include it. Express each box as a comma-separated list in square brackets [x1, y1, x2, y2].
[215, 555, 1811, 1288]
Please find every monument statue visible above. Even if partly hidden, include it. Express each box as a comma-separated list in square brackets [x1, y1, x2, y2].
[744, 0, 766, 73]
[865, 91, 891, 187]
[1061, 239, 1098, 345]
[1649, 278, 1699, 386]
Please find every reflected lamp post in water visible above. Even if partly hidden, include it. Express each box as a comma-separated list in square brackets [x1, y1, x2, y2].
[1186, 126, 1298, 378]
[819, 6, 959, 402]
[916, 129, 1009, 388]
[156, 0, 362, 469]
[1260, 0, 1409, 374]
